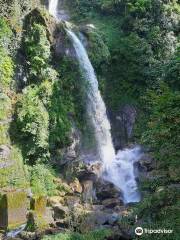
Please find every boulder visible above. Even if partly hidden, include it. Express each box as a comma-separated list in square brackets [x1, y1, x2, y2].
[0, 191, 27, 230]
[102, 198, 123, 209]
[26, 206, 54, 232]
[53, 204, 69, 220]
[69, 178, 82, 194]
[30, 196, 47, 216]
[0, 145, 11, 159]
[48, 196, 64, 206]
[79, 211, 120, 233]
[65, 196, 80, 207]
[96, 181, 121, 200]
[55, 178, 73, 196]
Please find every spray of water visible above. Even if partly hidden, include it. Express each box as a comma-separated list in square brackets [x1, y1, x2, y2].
[48, 0, 140, 203]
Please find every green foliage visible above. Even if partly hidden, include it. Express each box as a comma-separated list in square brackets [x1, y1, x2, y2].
[164, 46, 180, 90]
[132, 187, 180, 240]
[15, 85, 49, 163]
[48, 80, 72, 149]
[42, 229, 111, 240]
[0, 48, 14, 89]
[141, 84, 180, 168]
[0, 17, 12, 47]
[0, 17, 13, 89]
[24, 23, 51, 80]
[105, 32, 153, 109]
[82, 28, 110, 69]
[28, 164, 57, 197]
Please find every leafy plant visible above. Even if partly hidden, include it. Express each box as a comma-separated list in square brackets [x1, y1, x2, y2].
[24, 23, 51, 80]
[28, 164, 57, 197]
[15, 85, 49, 163]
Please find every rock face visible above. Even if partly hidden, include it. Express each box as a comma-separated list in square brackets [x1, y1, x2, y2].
[0, 191, 27, 230]
[96, 181, 121, 201]
[110, 104, 137, 150]
[54, 125, 81, 166]
[82, 180, 95, 203]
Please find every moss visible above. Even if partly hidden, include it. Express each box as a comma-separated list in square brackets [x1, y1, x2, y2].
[0, 191, 27, 230]
[30, 196, 47, 215]
[7, 191, 26, 210]
[0, 48, 14, 90]
[0, 125, 10, 145]
[26, 210, 49, 232]
[0, 93, 11, 121]
[0, 146, 28, 189]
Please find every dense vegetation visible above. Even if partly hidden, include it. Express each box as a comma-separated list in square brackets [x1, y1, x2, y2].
[0, 0, 179, 239]
[66, 0, 180, 239]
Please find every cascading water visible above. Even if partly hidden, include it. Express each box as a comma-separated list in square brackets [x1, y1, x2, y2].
[67, 29, 116, 167]
[49, 0, 58, 18]
[48, 0, 140, 203]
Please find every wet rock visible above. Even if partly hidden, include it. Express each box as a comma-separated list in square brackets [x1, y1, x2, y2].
[96, 181, 121, 200]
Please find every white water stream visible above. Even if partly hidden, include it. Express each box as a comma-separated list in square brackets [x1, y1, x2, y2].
[49, 0, 140, 203]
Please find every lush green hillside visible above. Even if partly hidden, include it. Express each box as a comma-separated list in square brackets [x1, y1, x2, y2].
[0, 0, 179, 239]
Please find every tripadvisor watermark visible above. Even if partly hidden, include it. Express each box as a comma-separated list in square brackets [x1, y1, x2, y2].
[135, 227, 173, 236]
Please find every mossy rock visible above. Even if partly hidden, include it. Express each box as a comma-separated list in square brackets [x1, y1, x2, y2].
[0, 146, 28, 189]
[24, 8, 56, 43]
[0, 93, 11, 122]
[26, 210, 49, 232]
[0, 190, 27, 230]
[30, 196, 47, 216]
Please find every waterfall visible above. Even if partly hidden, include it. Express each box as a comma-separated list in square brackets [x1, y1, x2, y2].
[67, 29, 116, 167]
[49, 0, 58, 18]
[104, 146, 141, 203]
[48, 0, 140, 203]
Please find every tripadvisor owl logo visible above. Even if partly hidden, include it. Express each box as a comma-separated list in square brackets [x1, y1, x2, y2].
[135, 227, 144, 236]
